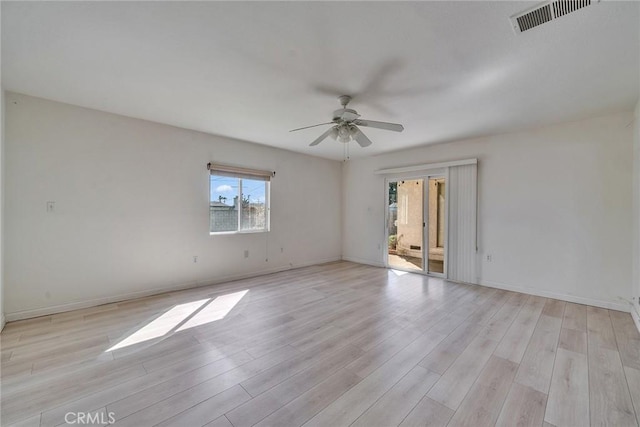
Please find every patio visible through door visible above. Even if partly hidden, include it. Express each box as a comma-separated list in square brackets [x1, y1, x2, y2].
[386, 175, 446, 276]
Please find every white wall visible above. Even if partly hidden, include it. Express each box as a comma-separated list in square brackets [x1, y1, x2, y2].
[633, 100, 640, 324]
[4, 92, 636, 320]
[343, 112, 633, 310]
[1, 88, 5, 330]
[5, 93, 342, 320]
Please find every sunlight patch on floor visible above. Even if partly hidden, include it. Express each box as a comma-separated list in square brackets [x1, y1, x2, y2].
[177, 290, 248, 331]
[389, 269, 410, 277]
[106, 290, 248, 351]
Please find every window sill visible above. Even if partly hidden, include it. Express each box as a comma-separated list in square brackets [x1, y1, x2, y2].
[210, 229, 269, 236]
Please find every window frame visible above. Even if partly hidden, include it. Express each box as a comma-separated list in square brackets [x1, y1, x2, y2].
[209, 173, 271, 236]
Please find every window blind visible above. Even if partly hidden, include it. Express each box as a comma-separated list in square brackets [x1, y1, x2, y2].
[207, 163, 274, 181]
[447, 163, 478, 284]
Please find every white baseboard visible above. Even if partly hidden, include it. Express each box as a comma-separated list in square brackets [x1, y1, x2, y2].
[0, 314, 5, 332]
[480, 279, 630, 313]
[341, 256, 385, 268]
[4, 257, 342, 322]
[341, 260, 629, 313]
[11, 258, 629, 323]
[631, 304, 640, 334]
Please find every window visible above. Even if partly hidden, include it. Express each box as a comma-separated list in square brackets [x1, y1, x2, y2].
[208, 164, 271, 234]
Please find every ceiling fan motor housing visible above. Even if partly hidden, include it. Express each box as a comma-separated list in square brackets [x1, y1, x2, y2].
[333, 108, 359, 121]
[338, 95, 352, 107]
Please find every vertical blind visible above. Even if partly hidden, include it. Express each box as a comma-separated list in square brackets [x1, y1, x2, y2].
[447, 163, 478, 284]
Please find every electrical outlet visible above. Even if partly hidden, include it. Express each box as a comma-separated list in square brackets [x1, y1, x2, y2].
[280, 247, 284, 253]
[486, 254, 492, 262]
[46, 201, 55, 213]
[244, 250, 249, 259]
[193, 256, 198, 263]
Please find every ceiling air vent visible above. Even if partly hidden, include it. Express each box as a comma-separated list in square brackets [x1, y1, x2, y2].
[510, 0, 598, 33]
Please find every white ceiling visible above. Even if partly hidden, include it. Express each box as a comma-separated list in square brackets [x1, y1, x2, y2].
[2, 1, 638, 160]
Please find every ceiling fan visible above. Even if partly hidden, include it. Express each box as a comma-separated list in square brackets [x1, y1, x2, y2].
[290, 95, 404, 147]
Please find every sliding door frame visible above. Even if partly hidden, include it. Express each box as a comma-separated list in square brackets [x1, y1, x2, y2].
[425, 171, 449, 278]
[383, 167, 449, 278]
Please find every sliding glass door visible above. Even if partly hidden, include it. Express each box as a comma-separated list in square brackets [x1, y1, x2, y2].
[387, 179, 424, 271]
[427, 176, 446, 275]
[386, 174, 447, 276]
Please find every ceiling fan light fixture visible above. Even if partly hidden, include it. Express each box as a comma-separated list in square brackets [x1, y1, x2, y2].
[338, 125, 351, 143]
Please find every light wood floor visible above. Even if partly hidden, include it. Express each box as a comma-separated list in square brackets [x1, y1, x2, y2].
[1, 261, 639, 427]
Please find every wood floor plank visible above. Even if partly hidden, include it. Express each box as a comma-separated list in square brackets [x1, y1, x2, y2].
[464, 290, 513, 326]
[610, 310, 640, 370]
[545, 347, 589, 427]
[1, 349, 12, 363]
[557, 328, 587, 355]
[426, 334, 500, 411]
[5, 414, 42, 427]
[108, 346, 299, 425]
[542, 298, 566, 319]
[240, 332, 353, 397]
[562, 303, 587, 332]
[40, 350, 254, 427]
[225, 344, 364, 427]
[588, 345, 637, 426]
[398, 396, 454, 427]
[204, 415, 234, 427]
[493, 296, 546, 363]
[496, 382, 547, 427]
[446, 355, 518, 427]
[224, 390, 283, 427]
[8, 333, 110, 363]
[303, 329, 447, 426]
[2, 362, 147, 425]
[610, 310, 640, 339]
[586, 306, 618, 351]
[254, 369, 362, 427]
[514, 315, 562, 393]
[141, 341, 244, 373]
[351, 320, 405, 352]
[155, 384, 251, 427]
[481, 292, 528, 342]
[344, 326, 422, 379]
[2, 262, 638, 427]
[1, 315, 52, 334]
[351, 366, 440, 427]
[418, 321, 485, 374]
[623, 366, 640, 426]
[5, 333, 197, 395]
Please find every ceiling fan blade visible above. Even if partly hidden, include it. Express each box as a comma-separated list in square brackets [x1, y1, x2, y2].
[309, 126, 337, 146]
[354, 119, 404, 132]
[353, 128, 373, 148]
[289, 122, 334, 132]
[313, 84, 349, 97]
